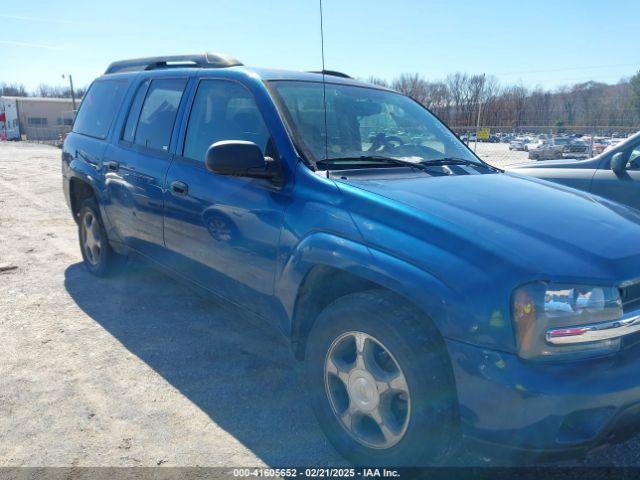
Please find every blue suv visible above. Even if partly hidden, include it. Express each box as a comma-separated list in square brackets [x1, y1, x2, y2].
[62, 53, 640, 466]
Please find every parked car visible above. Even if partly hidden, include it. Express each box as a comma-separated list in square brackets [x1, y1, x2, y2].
[509, 139, 526, 151]
[528, 139, 565, 160]
[605, 138, 626, 152]
[511, 130, 640, 210]
[63, 55, 640, 466]
[524, 139, 543, 152]
[564, 139, 590, 157]
[592, 138, 610, 155]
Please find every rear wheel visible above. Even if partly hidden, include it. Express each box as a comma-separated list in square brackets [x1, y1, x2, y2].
[78, 199, 126, 277]
[305, 290, 459, 466]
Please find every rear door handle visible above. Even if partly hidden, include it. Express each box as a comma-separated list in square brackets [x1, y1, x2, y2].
[104, 160, 119, 172]
[170, 180, 189, 196]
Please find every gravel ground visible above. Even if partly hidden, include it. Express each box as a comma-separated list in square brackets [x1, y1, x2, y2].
[1, 141, 640, 468]
[0, 142, 343, 467]
[474, 141, 531, 167]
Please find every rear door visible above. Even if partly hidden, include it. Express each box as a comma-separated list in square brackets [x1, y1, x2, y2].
[591, 141, 640, 210]
[103, 76, 189, 257]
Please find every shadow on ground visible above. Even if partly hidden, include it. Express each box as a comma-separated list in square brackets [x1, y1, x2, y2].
[64, 261, 345, 466]
[65, 260, 628, 468]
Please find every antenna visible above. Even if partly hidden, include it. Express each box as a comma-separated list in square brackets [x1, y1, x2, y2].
[319, 0, 329, 163]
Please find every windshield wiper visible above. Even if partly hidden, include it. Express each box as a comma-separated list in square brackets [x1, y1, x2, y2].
[421, 157, 480, 166]
[317, 155, 438, 174]
[421, 157, 499, 172]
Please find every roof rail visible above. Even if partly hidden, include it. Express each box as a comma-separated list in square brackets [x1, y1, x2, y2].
[308, 69, 352, 79]
[104, 53, 242, 75]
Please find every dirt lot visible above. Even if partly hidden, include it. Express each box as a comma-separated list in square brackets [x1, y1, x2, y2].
[474, 141, 530, 167]
[0, 142, 343, 467]
[1, 141, 640, 467]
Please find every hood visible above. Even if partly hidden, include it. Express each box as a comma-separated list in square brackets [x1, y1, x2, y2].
[339, 172, 640, 282]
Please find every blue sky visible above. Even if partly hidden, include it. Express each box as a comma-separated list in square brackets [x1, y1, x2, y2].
[1, 0, 638, 91]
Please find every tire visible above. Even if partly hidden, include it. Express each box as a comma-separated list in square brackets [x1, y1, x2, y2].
[305, 290, 459, 466]
[77, 198, 126, 277]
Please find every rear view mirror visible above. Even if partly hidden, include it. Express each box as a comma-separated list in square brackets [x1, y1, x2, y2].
[205, 140, 277, 180]
[611, 152, 627, 175]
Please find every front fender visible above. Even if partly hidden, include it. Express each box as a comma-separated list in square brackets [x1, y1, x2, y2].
[275, 232, 457, 338]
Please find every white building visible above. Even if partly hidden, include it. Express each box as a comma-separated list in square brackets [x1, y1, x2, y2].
[0, 96, 77, 141]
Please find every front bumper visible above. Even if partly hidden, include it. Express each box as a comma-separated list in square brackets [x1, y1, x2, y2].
[446, 338, 640, 461]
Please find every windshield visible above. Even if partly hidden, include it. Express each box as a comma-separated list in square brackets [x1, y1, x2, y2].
[270, 81, 481, 166]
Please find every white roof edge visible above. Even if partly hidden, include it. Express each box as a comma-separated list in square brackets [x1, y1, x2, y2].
[1, 96, 78, 103]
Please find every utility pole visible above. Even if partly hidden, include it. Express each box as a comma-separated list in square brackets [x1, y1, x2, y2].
[62, 74, 76, 112]
[474, 73, 486, 153]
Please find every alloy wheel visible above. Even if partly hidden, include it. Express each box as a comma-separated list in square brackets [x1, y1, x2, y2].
[324, 331, 411, 449]
[81, 211, 102, 266]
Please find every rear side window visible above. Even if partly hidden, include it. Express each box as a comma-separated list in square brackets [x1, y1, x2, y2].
[122, 80, 149, 143]
[73, 80, 128, 139]
[133, 78, 187, 152]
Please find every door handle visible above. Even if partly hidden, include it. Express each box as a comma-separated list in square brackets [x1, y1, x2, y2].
[170, 180, 189, 196]
[104, 160, 119, 172]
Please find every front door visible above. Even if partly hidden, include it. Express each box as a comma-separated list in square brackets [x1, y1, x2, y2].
[592, 141, 640, 210]
[163, 79, 287, 319]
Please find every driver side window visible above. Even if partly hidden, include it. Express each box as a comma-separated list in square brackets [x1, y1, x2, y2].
[183, 80, 274, 162]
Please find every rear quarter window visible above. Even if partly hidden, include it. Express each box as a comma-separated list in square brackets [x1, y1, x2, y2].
[73, 79, 128, 139]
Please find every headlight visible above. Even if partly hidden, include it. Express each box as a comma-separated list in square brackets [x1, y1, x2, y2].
[513, 282, 624, 360]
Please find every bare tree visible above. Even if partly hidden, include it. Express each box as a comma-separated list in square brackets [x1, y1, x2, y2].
[423, 81, 451, 121]
[358, 70, 639, 132]
[366, 76, 390, 88]
[392, 73, 429, 105]
[34, 83, 86, 99]
[0, 82, 28, 96]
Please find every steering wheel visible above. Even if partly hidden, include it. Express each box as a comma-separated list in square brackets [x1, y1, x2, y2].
[368, 133, 404, 152]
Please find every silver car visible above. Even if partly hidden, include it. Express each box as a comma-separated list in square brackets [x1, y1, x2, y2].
[527, 139, 565, 160]
[509, 139, 526, 151]
[509, 131, 640, 210]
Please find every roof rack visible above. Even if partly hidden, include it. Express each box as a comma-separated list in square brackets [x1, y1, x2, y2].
[104, 53, 242, 75]
[308, 70, 352, 79]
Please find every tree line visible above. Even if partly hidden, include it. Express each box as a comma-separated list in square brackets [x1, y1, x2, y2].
[0, 83, 87, 99]
[370, 72, 640, 132]
[3, 71, 640, 132]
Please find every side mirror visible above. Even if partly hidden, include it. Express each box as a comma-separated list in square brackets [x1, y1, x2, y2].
[611, 152, 627, 174]
[205, 140, 277, 180]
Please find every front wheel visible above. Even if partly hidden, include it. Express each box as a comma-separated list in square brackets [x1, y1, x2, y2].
[305, 290, 459, 466]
